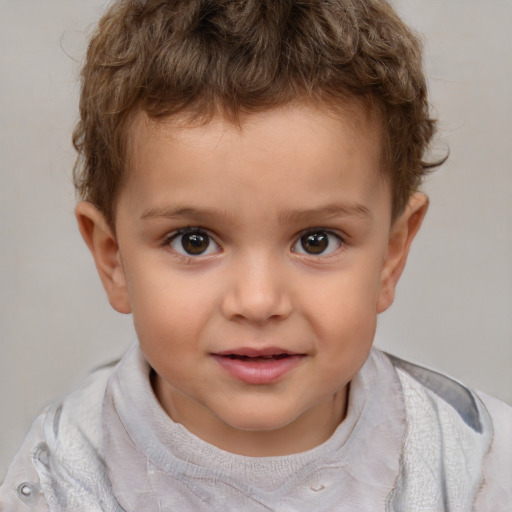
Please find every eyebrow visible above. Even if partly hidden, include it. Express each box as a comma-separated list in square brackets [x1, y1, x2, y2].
[141, 202, 372, 224]
[278, 203, 372, 224]
[141, 206, 235, 223]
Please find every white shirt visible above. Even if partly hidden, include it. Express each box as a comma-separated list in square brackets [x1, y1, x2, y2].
[1, 343, 511, 511]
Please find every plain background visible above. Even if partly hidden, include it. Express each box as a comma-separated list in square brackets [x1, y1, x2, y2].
[1, 0, 511, 477]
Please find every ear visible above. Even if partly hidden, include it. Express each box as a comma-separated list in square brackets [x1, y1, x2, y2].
[377, 192, 428, 313]
[75, 201, 132, 314]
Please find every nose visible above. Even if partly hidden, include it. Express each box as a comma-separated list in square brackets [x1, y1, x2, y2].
[220, 252, 292, 324]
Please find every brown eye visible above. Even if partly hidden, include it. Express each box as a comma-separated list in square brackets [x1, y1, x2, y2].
[292, 230, 342, 256]
[170, 229, 219, 256]
[301, 232, 328, 254]
[182, 232, 209, 254]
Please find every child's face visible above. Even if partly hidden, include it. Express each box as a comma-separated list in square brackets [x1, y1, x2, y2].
[78, 103, 426, 456]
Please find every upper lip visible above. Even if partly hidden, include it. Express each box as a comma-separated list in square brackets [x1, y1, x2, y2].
[213, 347, 301, 357]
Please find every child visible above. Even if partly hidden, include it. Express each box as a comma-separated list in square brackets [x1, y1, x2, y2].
[1, 0, 511, 510]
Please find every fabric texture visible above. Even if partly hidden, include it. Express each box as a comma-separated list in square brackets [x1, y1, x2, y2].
[1, 343, 511, 511]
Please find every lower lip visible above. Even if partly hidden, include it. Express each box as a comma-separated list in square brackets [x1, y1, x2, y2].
[212, 355, 304, 385]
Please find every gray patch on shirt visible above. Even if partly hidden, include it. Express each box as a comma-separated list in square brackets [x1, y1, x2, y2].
[53, 404, 63, 438]
[387, 354, 482, 433]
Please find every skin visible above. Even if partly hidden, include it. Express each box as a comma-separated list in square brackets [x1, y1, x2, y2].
[76, 103, 427, 457]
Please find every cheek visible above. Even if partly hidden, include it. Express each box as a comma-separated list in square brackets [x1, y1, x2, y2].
[318, 304, 377, 358]
[301, 266, 380, 360]
[302, 265, 382, 326]
[316, 311, 376, 390]
[128, 265, 220, 345]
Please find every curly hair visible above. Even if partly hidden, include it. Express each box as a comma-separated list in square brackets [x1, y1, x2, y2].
[73, 0, 441, 227]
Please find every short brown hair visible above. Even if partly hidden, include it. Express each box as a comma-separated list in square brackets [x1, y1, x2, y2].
[73, 0, 441, 226]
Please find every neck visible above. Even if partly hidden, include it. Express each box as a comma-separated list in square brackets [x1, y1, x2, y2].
[153, 372, 348, 457]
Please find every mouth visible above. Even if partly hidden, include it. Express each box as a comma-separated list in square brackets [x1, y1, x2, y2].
[214, 347, 302, 361]
[223, 353, 293, 362]
[212, 348, 305, 385]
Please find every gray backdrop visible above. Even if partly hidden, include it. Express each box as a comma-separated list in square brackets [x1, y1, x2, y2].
[1, 0, 511, 476]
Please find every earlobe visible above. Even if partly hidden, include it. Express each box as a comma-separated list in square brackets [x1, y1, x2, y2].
[377, 193, 429, 313]
[75, 201, 132, 314]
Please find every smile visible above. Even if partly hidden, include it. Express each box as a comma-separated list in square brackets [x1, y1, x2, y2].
[212, 348, 305, 385]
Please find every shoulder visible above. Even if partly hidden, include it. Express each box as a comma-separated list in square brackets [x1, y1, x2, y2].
[386, 352, 512, 441]
[473, 390, 512, 510]
[386, 353, 493, 433]
[0, 411, 49, 512]
[379, 350, 512, 511]
[0, 363, 120, 512]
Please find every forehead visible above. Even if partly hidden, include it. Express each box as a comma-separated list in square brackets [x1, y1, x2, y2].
[127, 99, 384, 167]
[119, 101, 389, 220]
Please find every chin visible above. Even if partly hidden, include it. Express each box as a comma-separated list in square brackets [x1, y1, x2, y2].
[218, 407, 300, 433]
